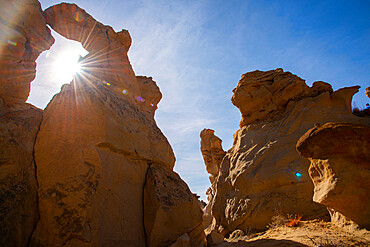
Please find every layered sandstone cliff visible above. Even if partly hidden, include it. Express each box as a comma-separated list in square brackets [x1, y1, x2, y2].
[297, 122, 370, 229]
[204, 69, 369, 235]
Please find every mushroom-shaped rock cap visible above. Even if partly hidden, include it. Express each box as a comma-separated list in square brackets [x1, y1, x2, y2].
[44, 3, 131, 53]
[296, 122, 370, 159]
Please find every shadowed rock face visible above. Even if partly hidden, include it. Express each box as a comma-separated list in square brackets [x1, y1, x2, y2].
[144, 164, 205, 247]
[0, 106, 42, 246]
[208, 69, 369, 235]
[0, 0, 53, 245]
[297, 122, 370, 229]
[0, 0, 54, 106]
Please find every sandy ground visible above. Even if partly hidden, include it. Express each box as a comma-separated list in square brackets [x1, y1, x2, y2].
[215, 220, 370, 247]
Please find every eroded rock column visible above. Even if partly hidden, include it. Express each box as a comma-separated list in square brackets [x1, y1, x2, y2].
[0, 0, 54, 245]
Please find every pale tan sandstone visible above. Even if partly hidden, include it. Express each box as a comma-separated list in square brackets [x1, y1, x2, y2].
[209, 69, 369, 235]
[231, 69, 333, 127]
[200, 129, 226, 176]
[0, 0, 54, 105]
[200, 129, 225, 233]
[297, 122, 370, 229]
[144, 164, 205, 247]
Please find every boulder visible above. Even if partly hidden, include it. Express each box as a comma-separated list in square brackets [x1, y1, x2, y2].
[206, 230, 224, 246]
[297, 122, 370, 229]
[170, 233, 191, 247]
[0, 0, 54, 105]
[144, 164, 205, 247]
[208, 69, 369, 235]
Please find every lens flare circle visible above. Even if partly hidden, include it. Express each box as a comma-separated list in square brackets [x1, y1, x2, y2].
[74, 11, 84, 22]
[135, 96, 145, 103]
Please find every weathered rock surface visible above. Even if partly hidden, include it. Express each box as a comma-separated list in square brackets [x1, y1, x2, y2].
[136, 76, 162, 118]
[297, 122, 370, 229]
[0, 0, 54, 105]
[170, 233, 191, 247]
[206, 230, 224, 246]
[231, 69, 333, 127]
[43, 3, 141, 106]
[0, 0, 53, 245]
[31, 73, 175, 246]
[0, 105, 42, 246]
[209, 69, 369, 235]
[144, 164, 205, 247]
[200, 129, 226, 177]
[200, 129, 225, 232]
[27, 2, 209, 246]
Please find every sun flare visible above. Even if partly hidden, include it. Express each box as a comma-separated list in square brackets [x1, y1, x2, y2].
[53, 48, 88, 83]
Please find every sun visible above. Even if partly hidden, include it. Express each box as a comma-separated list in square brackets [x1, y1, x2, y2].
[53, 47, 88, 83]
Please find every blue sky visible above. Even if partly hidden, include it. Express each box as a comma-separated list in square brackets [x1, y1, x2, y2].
[29, 0, 370, 200]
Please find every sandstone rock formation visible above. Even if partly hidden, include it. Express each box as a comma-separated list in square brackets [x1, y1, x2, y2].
[0, 0, 54, 106]
[207, 69, 369, 235]
[231, 69, 333, 127]
[43, 3, 140, 106]
[170, 233, 191, 247]
[200, 129, 226, 177]
[366, 87, 370, 98]
[200, 129, 225, 233]
[1, 1, 205, 246]
[136, 76, 162, 118]
[0, 105, 42, 246]
[297, 122, 370, 229]
[19, 2, 204, 246]
[144, 164, 205, 247]
[0, 0, 53, 245]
